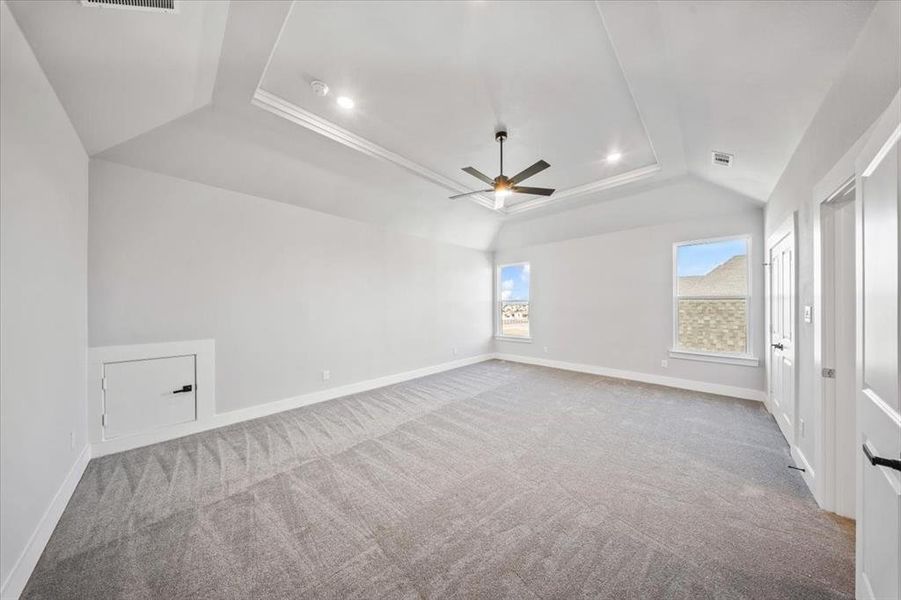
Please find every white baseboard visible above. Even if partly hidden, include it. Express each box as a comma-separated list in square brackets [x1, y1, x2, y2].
[2, 352, 765, 597]
[1, 444, 91, 600]
[91, 353, 495, 457]
[208, 354, 495, 432]
[494, 353, 767, 402]
[791, 444, 819, 503]
[90, 351, 765, 458]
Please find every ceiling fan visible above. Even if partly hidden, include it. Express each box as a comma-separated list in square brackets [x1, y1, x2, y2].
[450, 131, 554, 210]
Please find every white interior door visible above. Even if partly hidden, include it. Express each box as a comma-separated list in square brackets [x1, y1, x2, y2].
[855, 100, 900, 600]
[103, 355, 196, 439]
[769, 230, 795, 444]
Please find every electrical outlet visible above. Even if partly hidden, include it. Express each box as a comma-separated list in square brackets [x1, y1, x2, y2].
[69, 431, 75, 450]
[800, 419, 806, 438]
[543, 346, 549, 354]
[322, 370, 330, 381]
[661, 359, 668, 368]
[452, 347, 458, 356]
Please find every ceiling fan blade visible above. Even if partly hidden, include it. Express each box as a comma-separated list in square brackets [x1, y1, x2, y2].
[511, 186, 555, 196]
[462, 167, 495, 186]
[449, 189, 493, 200]
[509, 160, 550, 185]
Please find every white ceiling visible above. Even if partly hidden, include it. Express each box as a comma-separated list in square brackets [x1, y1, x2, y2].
[259, 1, 657, 209]
[4, 0, 878, 244]
[6, 0, 228, 155]
[657, 0, 875, 201]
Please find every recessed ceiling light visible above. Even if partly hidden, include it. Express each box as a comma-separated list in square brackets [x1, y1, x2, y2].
[336, 96, 355, 109]
[606, 152, 622, 163]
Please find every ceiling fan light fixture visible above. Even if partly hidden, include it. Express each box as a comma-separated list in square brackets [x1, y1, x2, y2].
[451, 131, 555, 207]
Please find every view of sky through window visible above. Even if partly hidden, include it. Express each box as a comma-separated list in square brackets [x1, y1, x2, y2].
[677, 238, 747, 277]
[499, 263, 530, 338]
[500, 263, 530, 301]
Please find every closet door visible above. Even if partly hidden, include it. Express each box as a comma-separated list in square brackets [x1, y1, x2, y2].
[102, 355, 196, 439]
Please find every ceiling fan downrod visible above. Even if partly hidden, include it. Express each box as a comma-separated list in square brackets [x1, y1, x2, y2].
[496, 130, 507, 177]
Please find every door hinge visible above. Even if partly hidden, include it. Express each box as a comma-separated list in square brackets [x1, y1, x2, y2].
[101, 414, 107, 427]
[101, 376, 108, 390]
[822, 368, 835, 378]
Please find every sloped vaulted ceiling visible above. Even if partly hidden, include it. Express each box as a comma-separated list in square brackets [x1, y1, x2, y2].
[655, 0, 874, 201]
[5, 0, 229, 155]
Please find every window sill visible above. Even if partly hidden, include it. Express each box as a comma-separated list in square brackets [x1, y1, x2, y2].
[495, 335, 532, 343]
[668, 349, 759, 367]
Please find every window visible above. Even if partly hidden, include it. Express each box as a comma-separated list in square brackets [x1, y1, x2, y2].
[497, 262, 530, 339]
[674, 237, 751, 357]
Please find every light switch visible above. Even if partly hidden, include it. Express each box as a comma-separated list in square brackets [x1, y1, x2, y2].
[803, 305, 812, 323]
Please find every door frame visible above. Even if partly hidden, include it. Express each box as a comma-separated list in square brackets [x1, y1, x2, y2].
[812, 175, 857, 515]
[764, 213, 799, 449]
[809, 103, 896, 513]
[87, 338, 216, 455]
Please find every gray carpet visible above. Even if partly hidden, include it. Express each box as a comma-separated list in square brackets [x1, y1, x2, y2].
[22, 360, 853, 599]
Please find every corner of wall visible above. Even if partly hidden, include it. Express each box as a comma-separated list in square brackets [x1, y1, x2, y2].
[0, 4, 90, 595]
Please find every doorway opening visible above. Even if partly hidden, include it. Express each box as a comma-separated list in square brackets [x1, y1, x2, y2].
[819, 180, 856, 518]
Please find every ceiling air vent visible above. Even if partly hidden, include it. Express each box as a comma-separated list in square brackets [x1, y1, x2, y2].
[81, 0, 177, 12]
[711, 151, 734, 167]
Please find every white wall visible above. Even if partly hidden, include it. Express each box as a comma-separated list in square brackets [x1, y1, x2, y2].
[764, 0, 900, 491]
[495, 179, 766, 397]
[89, 160, 494, 414]
[496, 176, 761, 250]
[0, 2, 88, 595]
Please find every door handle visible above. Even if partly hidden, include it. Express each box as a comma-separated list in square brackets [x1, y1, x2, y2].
[172, 384, 193, 394]
[862, 444, 901, 472]
[771, 343, 784, 350]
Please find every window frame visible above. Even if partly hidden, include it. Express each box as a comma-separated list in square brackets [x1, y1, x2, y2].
[670, 235, 758, 366]
[495, 261, 532, 342]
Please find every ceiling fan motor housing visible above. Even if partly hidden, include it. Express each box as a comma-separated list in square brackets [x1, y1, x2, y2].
[495, 130, 508, 142]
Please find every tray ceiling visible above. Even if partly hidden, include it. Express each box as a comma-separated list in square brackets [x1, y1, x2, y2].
[255, 0, 659, 214]
[9, 0, 879, 243]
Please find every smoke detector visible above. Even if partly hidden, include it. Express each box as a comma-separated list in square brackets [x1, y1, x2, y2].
[81, 0, 177, 12]
[711, 151, 734, 167]
[310, 80, 330, 97]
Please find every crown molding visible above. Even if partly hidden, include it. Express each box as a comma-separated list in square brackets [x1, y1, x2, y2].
[252, 88, 661, 216]
[503, 163, 661, 214]
[252, 89, 496, 210]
